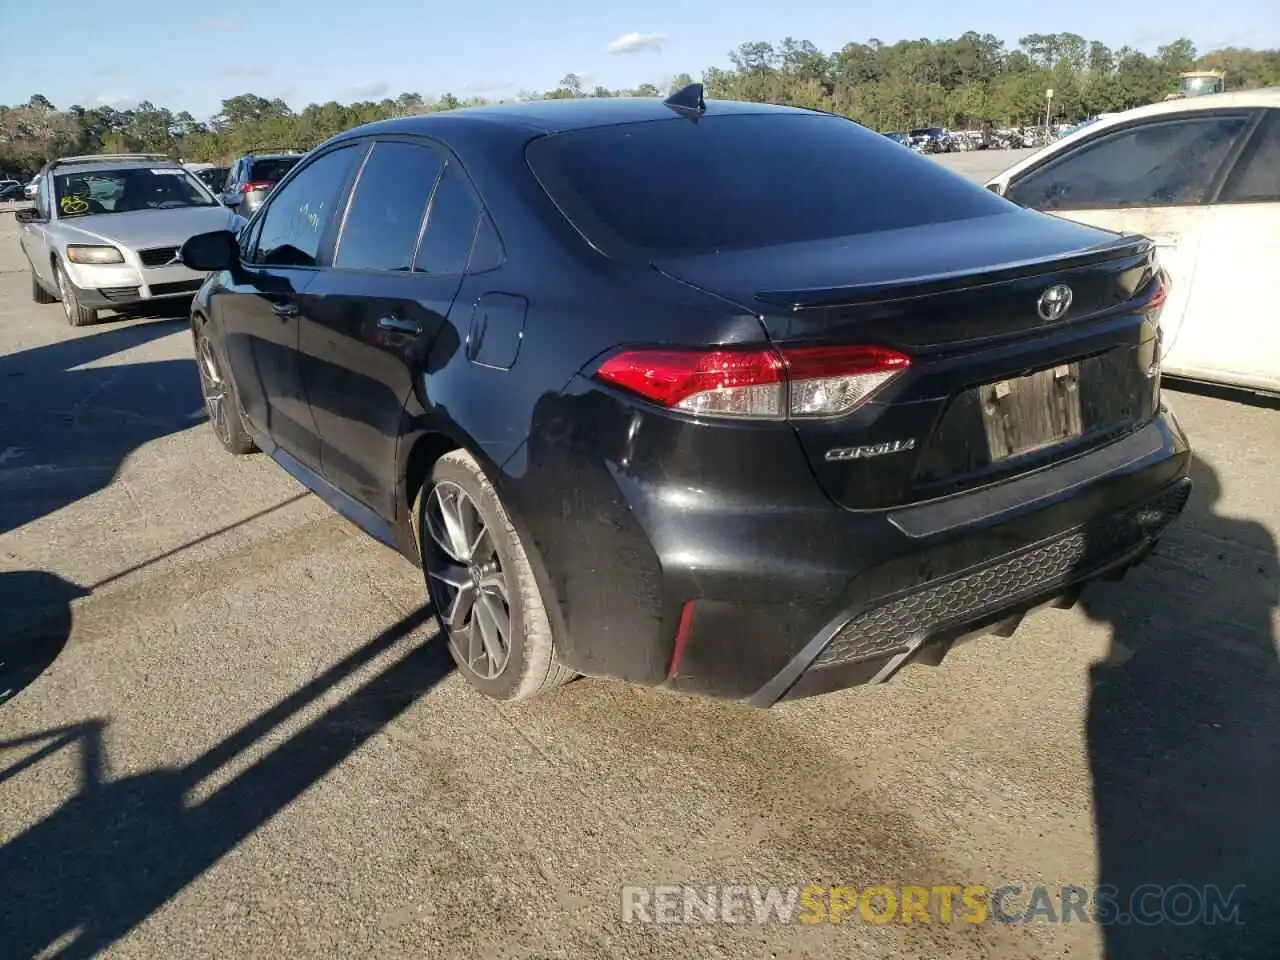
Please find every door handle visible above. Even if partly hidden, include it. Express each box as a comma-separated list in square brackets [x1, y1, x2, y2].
[271, 301, 298, 319]
[377, 315, 421, 335]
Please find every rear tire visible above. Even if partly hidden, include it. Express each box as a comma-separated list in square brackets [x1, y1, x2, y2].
[31, 271, 55, 304]
[416, 450, 574, 701]
[194, 326, 256, 455]
[54, 260, 97, 327]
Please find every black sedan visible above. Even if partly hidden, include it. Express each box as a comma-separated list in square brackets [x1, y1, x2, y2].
[180, 86, 1191, 705]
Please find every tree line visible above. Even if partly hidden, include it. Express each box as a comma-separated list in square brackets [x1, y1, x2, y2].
[2, 32, 1277, 177]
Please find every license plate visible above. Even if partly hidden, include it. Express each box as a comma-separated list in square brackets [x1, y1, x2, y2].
[980, 363, 1084, 462]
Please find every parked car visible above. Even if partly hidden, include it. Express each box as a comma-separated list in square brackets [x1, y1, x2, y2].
[23, 178, 38, 198]
[180, 86, 1191, 706]
[987, 89, 1280, 395]
[0, 180, 24, 201]
[194, 165, 231, 192]
[907, 127, 950, 153]
[218, 149, 303, 217]
[16, 153, 246, 326]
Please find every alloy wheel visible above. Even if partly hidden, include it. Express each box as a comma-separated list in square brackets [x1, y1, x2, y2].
[423, 480, 513, 679]
[195, 335, 231, 444]
[56, 266, 73, 323]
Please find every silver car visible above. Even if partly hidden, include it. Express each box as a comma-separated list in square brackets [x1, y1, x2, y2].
[16, 153, 246, 326]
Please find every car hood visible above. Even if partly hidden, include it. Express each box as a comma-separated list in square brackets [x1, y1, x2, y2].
[56, 206, 243, 250]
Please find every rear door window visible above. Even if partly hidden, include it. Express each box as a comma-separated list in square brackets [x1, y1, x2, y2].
[1006, 114, 1251, 211]
[249, 157, 301, 184]
[1219, 111, 1280, 203]
[334, 141, 444, 272]
[525, 113, 1011, 257]
[413, 161, 481, 275]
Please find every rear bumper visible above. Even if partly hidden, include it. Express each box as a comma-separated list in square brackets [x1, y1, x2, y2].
[753, 476, 1188, 705]
[512, 400, 1191, 705]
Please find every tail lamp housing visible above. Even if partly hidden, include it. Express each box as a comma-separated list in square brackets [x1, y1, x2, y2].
[595, 344, 911, 420]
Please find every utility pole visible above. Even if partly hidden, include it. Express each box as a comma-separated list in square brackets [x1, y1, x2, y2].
[1045, 88, 1054, 133]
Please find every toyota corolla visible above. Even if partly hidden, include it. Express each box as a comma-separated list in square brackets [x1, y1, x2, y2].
[178, 86, 1192, 705]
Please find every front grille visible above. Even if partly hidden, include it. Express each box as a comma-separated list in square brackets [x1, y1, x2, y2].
[149, 279, 203, 296]
[812, 481, 1191, 669]
[138, 246, 180, 267]
[98, 286, 140, 302]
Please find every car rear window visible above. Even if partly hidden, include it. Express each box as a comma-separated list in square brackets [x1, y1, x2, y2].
[249, 157, 301, 183]
[526, 114, 1009, 257]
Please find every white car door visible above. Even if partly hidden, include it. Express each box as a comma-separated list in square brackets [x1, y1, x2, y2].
[1175, 110, 1280, 392]
[1001, 110, 1256, 368]
[18, 178, 54, 286]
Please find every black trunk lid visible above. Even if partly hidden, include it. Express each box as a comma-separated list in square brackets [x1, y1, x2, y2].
[653, 210, 1163, 510]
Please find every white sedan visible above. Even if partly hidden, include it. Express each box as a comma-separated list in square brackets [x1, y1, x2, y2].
[986, 89, 1280, 396]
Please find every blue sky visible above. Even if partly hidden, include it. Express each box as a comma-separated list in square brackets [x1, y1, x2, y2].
[2, 0, 1276, 120]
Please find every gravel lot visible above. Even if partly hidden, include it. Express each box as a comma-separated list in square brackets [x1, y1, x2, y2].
[1, 152, 1277, 960]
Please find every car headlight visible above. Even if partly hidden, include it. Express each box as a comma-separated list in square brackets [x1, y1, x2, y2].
[66, 244, 125, 264]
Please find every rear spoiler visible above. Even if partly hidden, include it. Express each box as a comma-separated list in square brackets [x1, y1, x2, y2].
[754, 235, 1155, 311]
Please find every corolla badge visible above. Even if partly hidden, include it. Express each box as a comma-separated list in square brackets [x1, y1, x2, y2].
[1037, 283, 1073, 322]
[825, 438, 916, 462]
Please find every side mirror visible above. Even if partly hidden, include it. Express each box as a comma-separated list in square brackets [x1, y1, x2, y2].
[181, 230, 238, 272]
[14, 206, 44, 224]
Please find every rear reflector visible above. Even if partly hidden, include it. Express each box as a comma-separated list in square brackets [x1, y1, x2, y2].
[596, 344, 911, 420]
[242, 181, 274, 193]
[1146, 268, 1170, 318]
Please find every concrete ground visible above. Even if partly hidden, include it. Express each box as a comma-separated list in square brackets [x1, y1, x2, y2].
[1, 155, 1278, 960]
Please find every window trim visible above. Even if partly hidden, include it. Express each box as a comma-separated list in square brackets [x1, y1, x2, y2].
[238, 141, 365, 271]
[1216, 108, 1280, 206]
[1006, 108, 1263, 212]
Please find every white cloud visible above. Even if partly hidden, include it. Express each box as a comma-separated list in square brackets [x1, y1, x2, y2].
[90, 95, 138, 110]
[215, 65, 269, 80]
[606, 32, 667, 55]
[345, 80, 390, 100]
[460, 80, 514, 95]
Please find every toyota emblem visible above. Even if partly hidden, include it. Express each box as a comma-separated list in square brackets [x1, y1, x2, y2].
[1037, 284, 1073, 322]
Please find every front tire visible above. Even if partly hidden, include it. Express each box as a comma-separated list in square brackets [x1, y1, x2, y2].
[416, 450, 573, 701]
[194, 327, 256, 455]
[31, 271, 56, 304]
[54, 260, 97, 327]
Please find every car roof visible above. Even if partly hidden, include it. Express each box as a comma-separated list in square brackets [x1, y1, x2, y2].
[989, 87, 1280, 185]
[331, 96, 823, 140]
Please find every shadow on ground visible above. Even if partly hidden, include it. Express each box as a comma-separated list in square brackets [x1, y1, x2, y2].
[0, 315, 204, 537]
[1084, 454, 1280, 957]
[0, 605, 450, 959]
[0, 571, 89, 708]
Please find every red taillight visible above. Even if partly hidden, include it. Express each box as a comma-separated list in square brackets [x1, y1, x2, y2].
[1147, 269, 1170, 312]
[242, 181, 273, 193]
[595, 344, 911, 420]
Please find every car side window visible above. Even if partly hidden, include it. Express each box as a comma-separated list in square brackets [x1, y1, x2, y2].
[1007, 114, 1251, 211]
[468, 213, 505, 272]
[248, 145, 360, 268]
[334, 141, 444, 272]
[414, 160, 481, 276]
[1220, 111, 1280, 203]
